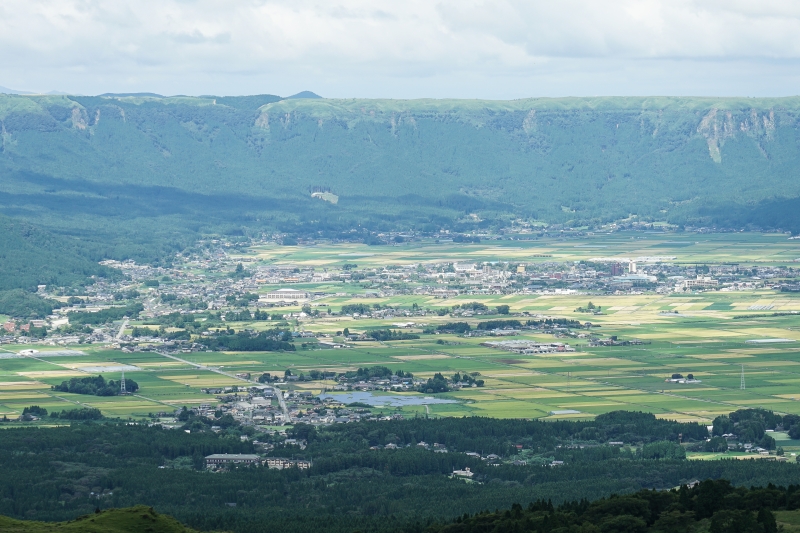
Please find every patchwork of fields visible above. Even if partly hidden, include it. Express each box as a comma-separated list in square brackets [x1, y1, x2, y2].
[246, 231, 800, 267]
[2, 233, 800, 448]
[4, 317, 800, 424]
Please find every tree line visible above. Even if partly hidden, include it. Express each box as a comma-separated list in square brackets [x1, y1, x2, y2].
[428, 480, 788, 533]
[52, 375, 139, 396]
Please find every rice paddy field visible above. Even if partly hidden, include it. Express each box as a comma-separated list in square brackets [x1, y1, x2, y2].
[3, 232, 800, 455]
[244, 230, 800, 268]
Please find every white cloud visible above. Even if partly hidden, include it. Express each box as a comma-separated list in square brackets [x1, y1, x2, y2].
[1, 0, 800, 97]
[436, 0, 800, 59]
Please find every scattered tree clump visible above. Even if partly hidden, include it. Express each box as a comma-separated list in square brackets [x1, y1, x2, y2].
[52, 375, 138, 396]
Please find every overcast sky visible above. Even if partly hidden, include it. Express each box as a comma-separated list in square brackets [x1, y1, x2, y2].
[2, 0, 800, 98]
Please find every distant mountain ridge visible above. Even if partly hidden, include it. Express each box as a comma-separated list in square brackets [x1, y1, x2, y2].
[1, 93, 799, 261]
[97, 92, 164, 98]
[0, 86, 74, 95]
[286, 91, 322, 99]
[0, 85, 34, 95]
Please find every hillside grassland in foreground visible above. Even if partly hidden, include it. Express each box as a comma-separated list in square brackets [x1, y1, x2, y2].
[0, 506, 208, 533]
[3, 496, 800, 533]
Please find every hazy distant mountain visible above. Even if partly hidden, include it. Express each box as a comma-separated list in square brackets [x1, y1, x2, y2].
[97, 92, 164, 98]
[287, 91, 322, 99]
[0, 86, 76, 95]
[0, 85, 34, 95]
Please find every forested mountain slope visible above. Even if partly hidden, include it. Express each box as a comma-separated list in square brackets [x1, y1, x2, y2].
[0, 215, 119, 317]
[1, 94, 800, 247]
[0, 215, 115, 291]
[0, 216, 121, 318]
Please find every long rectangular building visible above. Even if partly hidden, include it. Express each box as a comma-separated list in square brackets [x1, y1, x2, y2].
[265, 457, 312, 470]
[205, 453, 261, 465]
[261, 288, 310, 301]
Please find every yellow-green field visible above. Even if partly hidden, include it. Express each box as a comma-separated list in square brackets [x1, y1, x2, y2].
[241, 231, 800, 267]
[2, 233, 800, 442]
[3, 298, 800, 426]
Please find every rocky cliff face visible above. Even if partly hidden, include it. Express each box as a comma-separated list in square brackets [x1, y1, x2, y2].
[1, 94, 799, 231]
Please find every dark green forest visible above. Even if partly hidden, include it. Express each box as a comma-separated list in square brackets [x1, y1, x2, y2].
[0, 216, 114, 291]
[1, 411, 798, 533]
[0, 216, 119, 317]
[428, 480, 790, 533]
[52, 375, 139, 396]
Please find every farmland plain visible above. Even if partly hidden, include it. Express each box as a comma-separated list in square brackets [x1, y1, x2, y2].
[2, 232, 800, 450]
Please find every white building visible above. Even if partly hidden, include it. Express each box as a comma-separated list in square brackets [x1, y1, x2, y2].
[682, 276, 719, 289]
[265, 457, 311, 470]
[262, 288, 310, 301]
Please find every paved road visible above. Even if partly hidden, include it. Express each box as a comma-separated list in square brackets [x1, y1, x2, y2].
[156, 351, 289, 420]
[116, 319, 129, 340]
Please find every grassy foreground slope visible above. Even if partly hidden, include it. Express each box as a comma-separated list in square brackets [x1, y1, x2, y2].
[0, 506, 210, 533]
[2, 94, 800, 241]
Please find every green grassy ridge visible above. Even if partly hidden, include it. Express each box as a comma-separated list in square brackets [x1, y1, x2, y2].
[0, 506, 211, 533]
[260, 94, 800, 117]
[0, 94, 231, 117]
[9, 94, 800, 115]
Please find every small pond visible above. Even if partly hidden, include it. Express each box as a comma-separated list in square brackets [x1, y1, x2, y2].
[319, 391, 458, 407]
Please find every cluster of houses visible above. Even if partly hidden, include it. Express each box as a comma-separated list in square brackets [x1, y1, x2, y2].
[481, 340, 573, 354]
[324, 372, 417, 392]
[589, 337, 646, 347]
[189, 387, 398, 428]
[2, 320, 44, 333]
